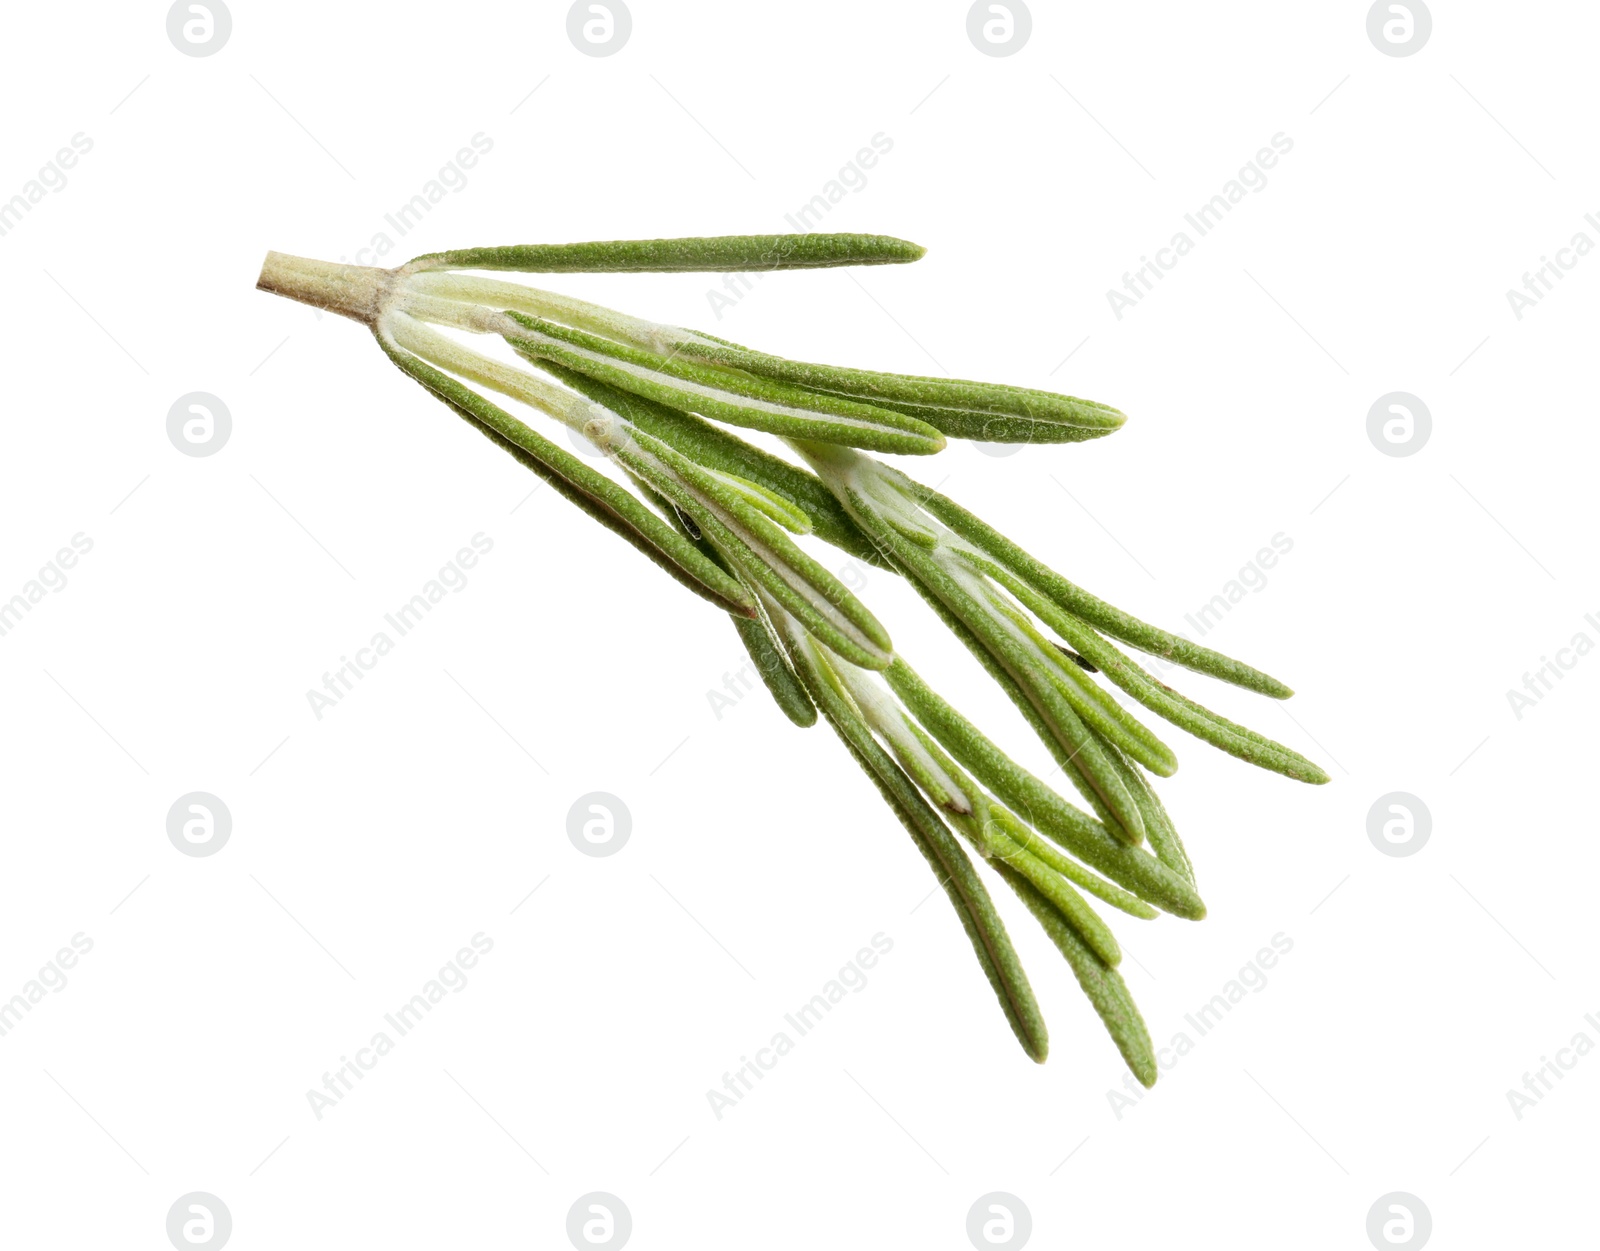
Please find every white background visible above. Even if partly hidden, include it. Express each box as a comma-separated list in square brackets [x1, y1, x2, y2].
[1, 2, 1594, 1247]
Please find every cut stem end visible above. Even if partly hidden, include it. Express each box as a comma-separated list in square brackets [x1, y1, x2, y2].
[257, 252, 395, 326]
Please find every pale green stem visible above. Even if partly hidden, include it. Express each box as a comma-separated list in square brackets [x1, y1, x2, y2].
[403, 271, 694, 353]
[384, 312, 607, 439]
[825, 657, 973, 815]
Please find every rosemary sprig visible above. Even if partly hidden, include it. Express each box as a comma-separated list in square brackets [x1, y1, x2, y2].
[257, 232, 1324, 1086]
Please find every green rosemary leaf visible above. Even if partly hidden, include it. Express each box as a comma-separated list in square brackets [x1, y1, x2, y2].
[1134, 765, 1194, 888]
[404, 233, 927, 274]
[778, 617, 1048, 1063]
[992, 860, 1158, 1087]
[506, 315, 946, 455]
[666, 328, 1126, 443]
[814, 398, 1117, 446]
[731, 608, 818, 729]
[884, 660, 1204, 920]
[898, 471, 1296, 698]
[540, 363, 884, 565]
[375, 331, 755, 618]
[1146, 681, 1329, 785]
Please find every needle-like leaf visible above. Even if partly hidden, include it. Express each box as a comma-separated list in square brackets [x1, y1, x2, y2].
[506, 315, 946, 455]
[404, 232, 927, 274]
[666, 327, 1126, 444]
[731, 607, 818, 729]
[993, 860, 1158, 1087]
